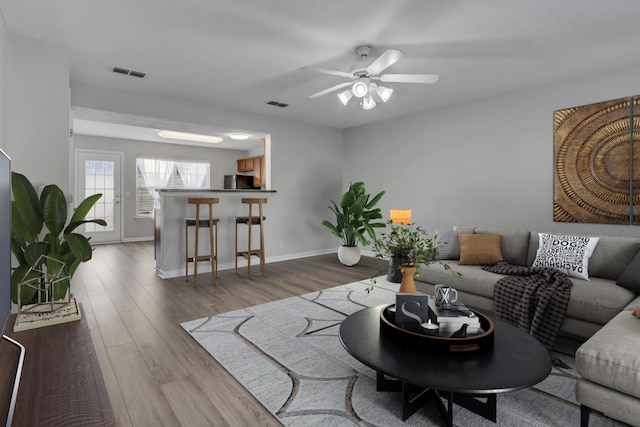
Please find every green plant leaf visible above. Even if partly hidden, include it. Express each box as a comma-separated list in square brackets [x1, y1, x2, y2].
[42, 184, 67, 237]
[64, 233, 93, 263]
[66, 193, 102, 233]
[10, 265, 40, 305]
[24, 241, 49, 267]
[365, 190, 385, 210]
[11, 172, 43, 242]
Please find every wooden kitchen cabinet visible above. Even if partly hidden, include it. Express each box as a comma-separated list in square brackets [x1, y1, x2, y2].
[237, 155, 265, 187]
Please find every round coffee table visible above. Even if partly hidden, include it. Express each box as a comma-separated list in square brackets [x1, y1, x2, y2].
[339, 305, 552, 426]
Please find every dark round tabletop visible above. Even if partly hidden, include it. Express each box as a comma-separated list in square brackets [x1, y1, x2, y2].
[339, 305, 552, 395]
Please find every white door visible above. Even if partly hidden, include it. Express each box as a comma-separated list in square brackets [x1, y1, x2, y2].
[75, 150, 123, 243]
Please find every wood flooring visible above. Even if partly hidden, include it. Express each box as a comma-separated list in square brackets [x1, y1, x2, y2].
[73, 242, 380, 427]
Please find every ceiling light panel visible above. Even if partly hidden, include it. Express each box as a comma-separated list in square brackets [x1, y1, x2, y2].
[157, 130, 222, 143]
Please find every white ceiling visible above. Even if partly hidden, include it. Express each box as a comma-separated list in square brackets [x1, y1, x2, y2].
[2, 0, 640, 134]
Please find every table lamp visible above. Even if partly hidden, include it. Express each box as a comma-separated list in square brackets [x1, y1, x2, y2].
[390, 209, 412, 225]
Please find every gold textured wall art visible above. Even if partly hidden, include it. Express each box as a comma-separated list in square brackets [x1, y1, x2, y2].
[554, 95, 640, 224]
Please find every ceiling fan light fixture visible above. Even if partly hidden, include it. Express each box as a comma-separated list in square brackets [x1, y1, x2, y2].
[157, 130, 222, 144]
[352, 78, 370, 98]
[362, 96, 376, 110]
[377, 85, 393, 102]
[337, 90, 353, 106]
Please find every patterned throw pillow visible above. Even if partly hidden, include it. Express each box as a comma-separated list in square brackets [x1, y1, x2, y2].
[532, 233, 600, 280]
[434, 229, 473, 260]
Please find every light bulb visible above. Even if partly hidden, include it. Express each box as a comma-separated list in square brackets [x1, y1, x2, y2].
[377, 86, 393, 102]
[352, 78, 370, 98]
[337, 90, 353, 106]
[362, 96, 376, 110]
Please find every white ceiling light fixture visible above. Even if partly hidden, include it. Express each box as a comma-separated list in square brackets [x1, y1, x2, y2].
[304, 45, 439, 112]
[229, 133, 250, 140]
[157, 130, 222, 144]
[351, 78, 370, 98]
[337, 90, 353, 106]
[376, 85, 393, 102]
[362, 96, 376, 110]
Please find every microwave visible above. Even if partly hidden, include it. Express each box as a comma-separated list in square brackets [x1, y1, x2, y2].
[224, 174, 254, 189]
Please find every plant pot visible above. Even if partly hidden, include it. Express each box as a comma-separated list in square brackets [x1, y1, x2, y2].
[399, 266, 417, 293]
[338, 246, 361, 266]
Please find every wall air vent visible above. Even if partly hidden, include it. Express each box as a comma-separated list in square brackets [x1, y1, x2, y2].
[267, 101, 289, 108]
[112, 66, 146, 78]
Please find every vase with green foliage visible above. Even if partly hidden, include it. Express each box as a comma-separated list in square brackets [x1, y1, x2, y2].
[10, 172, 107, 306]
[372, 221, 461, 292]
[322, 181, 385, 266]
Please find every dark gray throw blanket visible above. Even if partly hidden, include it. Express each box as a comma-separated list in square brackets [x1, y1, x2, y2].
[482, 261, 573, 351]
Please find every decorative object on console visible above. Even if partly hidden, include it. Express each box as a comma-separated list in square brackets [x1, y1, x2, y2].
[553, 95, 640, 224]
[322, 181, 385, 266]
[458, 233, 503, 265]
[394, 292, 430, 332]
[532, 233, 599, 280]
[373, 221, 460, 292]
[10, 172, 105, 329]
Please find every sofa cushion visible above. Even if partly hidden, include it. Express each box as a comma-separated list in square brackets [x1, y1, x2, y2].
[434, 229, 473, 260]
[576, 310, 640, 399]
[589, 236, 640, 281]
[474, 228, 531, 266]
[565, 276, 637, 325]
[417, 261, 501, 298]
[616, 250, 640, 292]
[532, 233, 599, 280]
[458, 234, 503, 265]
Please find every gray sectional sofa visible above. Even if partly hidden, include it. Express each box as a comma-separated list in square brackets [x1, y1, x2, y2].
[412, 227, 640, 426]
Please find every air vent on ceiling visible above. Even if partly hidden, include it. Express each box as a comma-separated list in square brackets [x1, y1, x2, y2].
[267, 101, 289, 108]
[112, 66, 146, 78]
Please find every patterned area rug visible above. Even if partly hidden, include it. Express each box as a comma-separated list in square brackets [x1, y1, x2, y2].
[181, 278, 626, 427]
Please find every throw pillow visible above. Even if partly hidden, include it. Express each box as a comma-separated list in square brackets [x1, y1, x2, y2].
[458, 234, 503, 265]
[617, 250, 640, 292]
[633, 307, 640, 319]
[532, 233, 599, 280]
[434, 229, 473, 260]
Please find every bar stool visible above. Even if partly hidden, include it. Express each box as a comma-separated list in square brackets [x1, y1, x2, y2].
[235, 198, 267, 277]
[185, 198, 219, 287]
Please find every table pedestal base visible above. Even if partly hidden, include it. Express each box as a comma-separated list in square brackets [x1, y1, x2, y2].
[376, 372, 497, 426]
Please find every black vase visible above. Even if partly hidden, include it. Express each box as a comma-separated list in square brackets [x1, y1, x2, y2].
[387, 254, 403, 283]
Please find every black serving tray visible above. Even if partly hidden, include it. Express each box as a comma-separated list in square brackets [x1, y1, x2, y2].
[380, 304, 495, 354]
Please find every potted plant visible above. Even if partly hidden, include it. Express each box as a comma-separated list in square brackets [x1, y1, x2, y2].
[372, 221, 460, 292]
[10, 172, 107, 307]
[322, 181, 385, 266]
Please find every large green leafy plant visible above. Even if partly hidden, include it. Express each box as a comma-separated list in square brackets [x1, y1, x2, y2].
[10, 172, 107, 305]
[322, 181, 385, 247]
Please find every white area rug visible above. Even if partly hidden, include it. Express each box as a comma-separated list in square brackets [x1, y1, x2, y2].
[181, 278, 626, 427]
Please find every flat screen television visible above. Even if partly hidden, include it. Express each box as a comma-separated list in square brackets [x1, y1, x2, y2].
[0, 149, 25, 427]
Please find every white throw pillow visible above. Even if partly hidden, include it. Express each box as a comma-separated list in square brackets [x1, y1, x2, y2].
[532, 233, 600, 280]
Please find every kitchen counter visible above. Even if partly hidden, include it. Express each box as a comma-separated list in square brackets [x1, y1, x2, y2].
[154, 189, 276, 278]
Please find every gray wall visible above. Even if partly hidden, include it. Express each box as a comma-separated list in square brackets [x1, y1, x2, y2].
[5, 35, 70, 192]
[74, 134, 247, 241]
[70, 84, 345, 259]
[0, 16, 6, 154]
[344, 62, 640, 240]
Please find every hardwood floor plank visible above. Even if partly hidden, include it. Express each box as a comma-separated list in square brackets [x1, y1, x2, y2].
[73, 242, 378, 426]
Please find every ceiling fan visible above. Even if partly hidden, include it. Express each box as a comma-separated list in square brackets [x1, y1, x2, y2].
[302, 45, 439, 110]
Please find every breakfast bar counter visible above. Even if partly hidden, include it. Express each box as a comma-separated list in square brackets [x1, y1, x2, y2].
[154, 189, 276, 278]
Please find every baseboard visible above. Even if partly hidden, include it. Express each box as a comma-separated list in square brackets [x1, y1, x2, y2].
[123, 237, 154, 243]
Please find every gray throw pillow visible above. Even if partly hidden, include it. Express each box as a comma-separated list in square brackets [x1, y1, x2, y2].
[435, 229, 472, 260]
[617, 251, 640, 293]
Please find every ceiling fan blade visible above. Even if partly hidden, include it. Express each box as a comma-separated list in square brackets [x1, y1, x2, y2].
[301, 66, 354, 79]
[379, 74, 440, 84]
[366, 49, 404, 75]
[308, 81, 354, 99]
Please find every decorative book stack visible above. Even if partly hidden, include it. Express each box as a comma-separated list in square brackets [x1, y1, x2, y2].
[427, 298, 482, 336]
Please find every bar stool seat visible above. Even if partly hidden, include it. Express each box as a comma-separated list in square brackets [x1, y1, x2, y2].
[235, 198, 267, 277]
[185, 198, 219, 287]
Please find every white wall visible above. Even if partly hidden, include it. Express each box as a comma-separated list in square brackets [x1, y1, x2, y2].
[0, 13, 6, 154]
[344, 62, 640, 239]
[74, 134, 249, 240]
[71, 83, 346, 258]
[5, 35, 69, 192]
